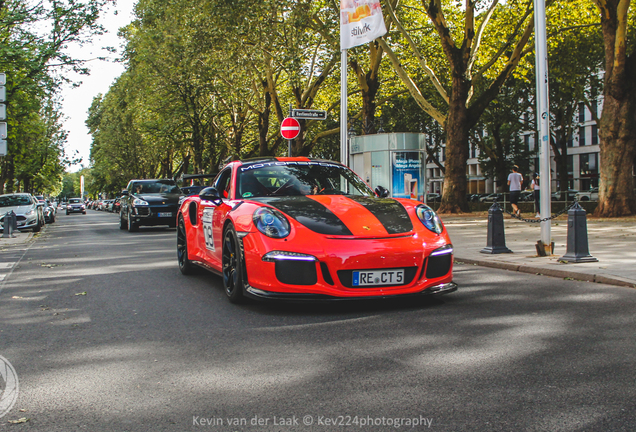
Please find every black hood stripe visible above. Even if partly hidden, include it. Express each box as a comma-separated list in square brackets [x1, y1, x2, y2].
[254, 196, 413, 236]
[346, 196, 413, 234]
[256, 196, 352, 236]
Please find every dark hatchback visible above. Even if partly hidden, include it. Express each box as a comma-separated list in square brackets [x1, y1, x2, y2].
[119, 179, 182, 232]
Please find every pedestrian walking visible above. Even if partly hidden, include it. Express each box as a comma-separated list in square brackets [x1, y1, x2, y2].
[507, 165, 523, 216]
[531, 173, 540, 218]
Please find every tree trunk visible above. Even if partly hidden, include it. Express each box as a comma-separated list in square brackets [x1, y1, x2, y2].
[595, 94, 636, 215]
[593, 0, 636, 216]
[438, 84, 470, 213]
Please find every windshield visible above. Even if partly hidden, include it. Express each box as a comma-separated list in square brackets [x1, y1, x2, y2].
[0, 195, 32, 207]
[237, 161, 374, 199]
[133, 180, 181, 194]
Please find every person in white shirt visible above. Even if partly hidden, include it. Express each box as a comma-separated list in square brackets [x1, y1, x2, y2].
[507, 165, 523, 216]
[531, 173, 540, 218]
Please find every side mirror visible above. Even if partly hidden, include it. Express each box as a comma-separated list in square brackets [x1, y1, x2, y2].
[121, 190, 129, 196]
[199, 187, 223, 205]
[375, 185, 389, 198]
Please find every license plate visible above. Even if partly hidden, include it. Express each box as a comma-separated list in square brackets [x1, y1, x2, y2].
[352, 269, 405, 287]
[158, 212, 172, 217]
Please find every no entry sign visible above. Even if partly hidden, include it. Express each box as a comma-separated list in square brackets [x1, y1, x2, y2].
[280, 117, 300, 140]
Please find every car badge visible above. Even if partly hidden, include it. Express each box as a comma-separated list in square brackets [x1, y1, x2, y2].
[363, 225, 370, 231]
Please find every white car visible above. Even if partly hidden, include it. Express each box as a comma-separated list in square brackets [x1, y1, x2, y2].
[575, 187, 599, 201]
[0, 193, 45, 232]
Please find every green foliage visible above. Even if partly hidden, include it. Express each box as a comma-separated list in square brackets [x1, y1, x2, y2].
[0, 0, 107, 194]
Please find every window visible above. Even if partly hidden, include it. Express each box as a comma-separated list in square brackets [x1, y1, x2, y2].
[213, 168, 233, 199]
[567, 133, 574, 148]
[592, 125, 598, 145]
[580, 153, 598, 176]
[591, 100, 598, 117]
[579, 102, 585, 122]
[579, 126, 586, 146]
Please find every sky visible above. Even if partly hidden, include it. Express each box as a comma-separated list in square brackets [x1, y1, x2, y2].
[60, 0, 136, 172]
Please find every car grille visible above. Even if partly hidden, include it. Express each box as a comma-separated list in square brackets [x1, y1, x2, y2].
[136, 207, 151, 216]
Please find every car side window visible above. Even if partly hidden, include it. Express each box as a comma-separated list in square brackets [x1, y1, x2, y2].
[213, 169, 233, 199]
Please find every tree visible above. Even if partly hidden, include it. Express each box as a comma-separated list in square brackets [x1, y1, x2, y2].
[0, 0, 107, 192]
[591, 0, 636, 216]
[378, 0, 537, 213]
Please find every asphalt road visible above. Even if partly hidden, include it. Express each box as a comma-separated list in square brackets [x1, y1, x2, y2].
[1, 210, 635, 431]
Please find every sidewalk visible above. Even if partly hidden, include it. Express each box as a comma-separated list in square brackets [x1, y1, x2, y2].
[0, 230, 34, 248]
[444, 212, 636, 289]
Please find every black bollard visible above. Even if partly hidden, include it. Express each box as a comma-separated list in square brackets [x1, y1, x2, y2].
[480, 201, 512, 254]
[559, 202, 597, 263]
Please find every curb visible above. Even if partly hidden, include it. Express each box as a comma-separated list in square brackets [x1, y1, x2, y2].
[454, 257, 636, 289]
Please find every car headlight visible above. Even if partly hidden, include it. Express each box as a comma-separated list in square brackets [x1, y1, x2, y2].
[253, 207, 290, 239]
[416, 205, 443, 234]
[25, 209, 35, 216]
[133, 198, 149, 206]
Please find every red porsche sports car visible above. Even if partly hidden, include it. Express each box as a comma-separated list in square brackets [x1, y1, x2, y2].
[177, 157, 457, 303]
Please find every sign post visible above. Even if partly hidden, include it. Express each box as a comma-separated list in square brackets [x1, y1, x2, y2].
[0, 72, 6, 156]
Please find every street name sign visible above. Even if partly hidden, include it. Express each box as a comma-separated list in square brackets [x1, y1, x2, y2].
[291, 109, 327, 120]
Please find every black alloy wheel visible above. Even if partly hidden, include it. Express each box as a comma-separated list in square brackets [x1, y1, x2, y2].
[177, 217, 196, 275]
[222, 225, 245, 304]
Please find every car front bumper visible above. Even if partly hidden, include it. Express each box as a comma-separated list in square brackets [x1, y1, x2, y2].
[240, 229, 455, 299]
[130, 205, 178, 226]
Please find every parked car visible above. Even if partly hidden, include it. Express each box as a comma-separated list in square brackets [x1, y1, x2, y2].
[43, 199, 56, 223]
[551, 189, 579, 201]
[176, 157, 457, 303]
[112, 198, 121, 213]
[119, 179, 182, 231]
[425, 193, 441, 203]
[575, 187, 599, 201]
[0, 193, 44, 232]
[66, 198, 86, 215]
[479, 193, 506, 202]
[467, 193, 485, 202]
[520, 190, 534, 202]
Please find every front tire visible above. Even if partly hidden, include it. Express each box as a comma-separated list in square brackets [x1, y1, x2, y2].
[127, 210, 139, 232]
[177, 217, 196, 275]
[222, 225, 246, 304]
[119, 211, 128, 230]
